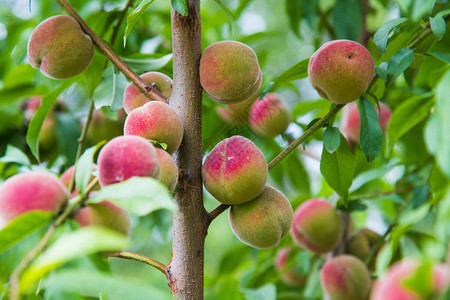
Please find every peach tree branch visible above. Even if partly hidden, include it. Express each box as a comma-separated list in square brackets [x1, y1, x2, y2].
[111, 251, 168, 277]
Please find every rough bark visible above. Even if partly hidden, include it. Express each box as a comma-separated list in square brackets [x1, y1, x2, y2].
[168, 1, 207, 299]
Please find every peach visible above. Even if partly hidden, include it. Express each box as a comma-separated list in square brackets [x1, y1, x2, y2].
[229, 186, 293, 248]
[216, 95, 256, 124]
[290, 199, 343, 253]
[0, 172, 69, 228]
[74, 200, 130, 236]
[124, 101, 184, 154]
[308, 40, 374, 104]
[97, 135, 161, 187]
[200, 41, 262, 104]
[275, 247, 306, 287]
[85, 109, 126, 145]
[202, 135, 268, 205]
[123, 71, 173, 114]
[27, 15, 94, 79]
[320, 255, 372, 300]
[60, 164, 100, 196]
[249, 93, 291, 137]
[341, 102, 391, 142]
[371, 260, 450, 300]
[155, 148, 179, 193]
[346, 228, 382, 268]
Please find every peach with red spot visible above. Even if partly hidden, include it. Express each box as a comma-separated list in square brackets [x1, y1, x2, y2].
[124, 101, 183, 154]
[249, 93, 291, 137]
[200, 41, 262, 104]
[97, 135, 161, 187]
[0, 172, 69, 228]
[202, 135, 268, 205]
[123, 71, 173, 114]
[320, 255, 371, 300]
[229, 186, 293, 248]
[291, 199, 343, 253]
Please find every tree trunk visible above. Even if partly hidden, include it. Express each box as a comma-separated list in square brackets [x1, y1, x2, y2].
[168, 1, 206, 299]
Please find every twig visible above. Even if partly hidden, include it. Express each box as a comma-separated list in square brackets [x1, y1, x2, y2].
[111, 251, 168, 277]
[206, 204, 230, 226]
[9, 178, 99, 300]
[55, 0, 168, 103]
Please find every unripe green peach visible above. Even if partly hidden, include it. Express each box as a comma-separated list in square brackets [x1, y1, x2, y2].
[200, 41, 262, 104]
[27, 15, 94, 79]
[290, 199, 343, 253]
[320, 255, 372, 300]
[155, 148, 178, 193]
[123, 72, 173, 114]
[85, 109, 126, 145]
[229, 186, 293, 249]
[74, 200, 130, 236]
[0, 172, 69, 228]
[371, 260, 450, 300]
[275, 247, 307, 287]
[124, 101, 184, 154]
[346, 228, 382, 268]
[97, 135, 161, 187]
[249, 93, 291, 137]
[202, 135, 268, 205]
[308, 40, 374, 104]
[341, 102, 391, 142]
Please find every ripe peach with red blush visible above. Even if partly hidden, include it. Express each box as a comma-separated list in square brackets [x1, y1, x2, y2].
[290, 199, 343, 253]
[0, 172, 69, 228]
[249, 93, 291, 137]
[124, 101, 184, 154]
[97, 135, 161, 187]
[308, 40, 374, 104]
[202, 135, 268, 205]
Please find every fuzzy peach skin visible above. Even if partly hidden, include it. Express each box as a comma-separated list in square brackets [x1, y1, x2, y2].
[341, 102, 391, 142]
[202, 135, 268, 205]
[155, 148, 179, 193]
[308, 40, 374, 104]
[371, 260, 450, 300]
[124, 101, 184, 154]
[85, 109, 126, 145]
[249, 93, 291, 137]
[320, 255, 372, 300]
[0, 172, 69, 228]
[123, 71, 173, 114]
[290, 199, 343, 253]
[75, 200, 130, 236]
[229, 186, 293, 249]
[346, 228, 382, 268]
[97, 135, 161, 187]
[27, 15, 94, 79]
[275, 247, 307, 287]
[200, 41, 262, 104]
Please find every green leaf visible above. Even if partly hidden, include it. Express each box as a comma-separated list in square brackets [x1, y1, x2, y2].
[332, 0, 363, 41]
[426, 52, 450, 64]
[429, 16, 446, 41]
[350, 162, 397, 192]
[172, 0, 188, 16]
[26, 80, 75, 160]
[0, 211, 53, 255]
[375, 62, 388, 81]
[213, 0, 236, 36]
[286, 0, 301, 36]
[44, 269, 169, 300]
[402, 261, 434, 298]
[388, 93, 433, 149]
[359, 97, 383, 163]
[21, 226, 129, 291]
[323, 126, 341, 153]
[93, 66, 128, 110]
[0, 144, 31, 166]
[303, 259, 322, 299]
[411, 184, 430, 209]
[267, 58, 309, 92]
[320, 134, 355, 204]
[241, 284, 276, 300]
[373, 18, 407, 53]
[425, 70, 450, 178]
[75, 142, 104, 194]
[87, 177, 176, 215]
[386, 48, 414, 85]
[124, 0, 157, 47]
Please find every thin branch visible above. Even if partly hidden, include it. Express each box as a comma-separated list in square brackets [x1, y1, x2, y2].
[55, 0, 168, 103]
[206, 204, 230, 226]
[9, 178, 99, 300]
[110, 0, 134, 46]
[111, 251, 168, 276]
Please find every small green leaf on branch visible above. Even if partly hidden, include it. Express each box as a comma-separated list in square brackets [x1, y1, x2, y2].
[374, 18, 407, 53]
[172, 0, 188, 16]
[124, 0, 156, 47]
[323, 126, 341, 153]
[359, 97, 383, 163]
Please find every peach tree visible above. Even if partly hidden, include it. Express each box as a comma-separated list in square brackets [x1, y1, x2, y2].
[0, 0, 449, 299]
